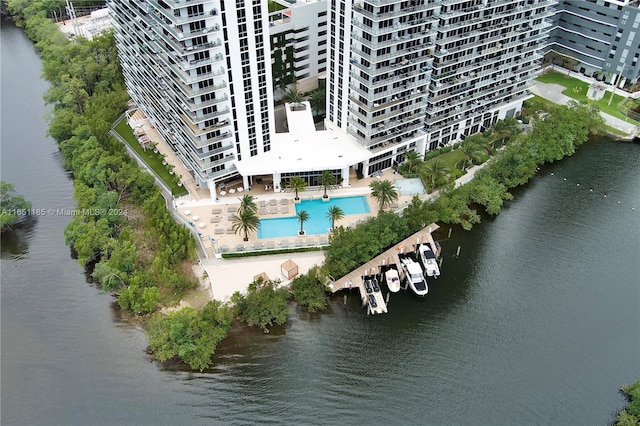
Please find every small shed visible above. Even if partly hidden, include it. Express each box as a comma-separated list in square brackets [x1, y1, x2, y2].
[281, 259, 299, 280]
[588, 82, 607, 101]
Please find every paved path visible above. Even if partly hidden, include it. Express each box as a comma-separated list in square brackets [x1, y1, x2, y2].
[530, 82, 637, 135]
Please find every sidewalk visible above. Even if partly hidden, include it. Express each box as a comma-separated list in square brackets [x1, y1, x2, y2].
[530, 82, 637, 135]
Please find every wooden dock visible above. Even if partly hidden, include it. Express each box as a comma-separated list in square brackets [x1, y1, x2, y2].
[329, 224, 441, 313]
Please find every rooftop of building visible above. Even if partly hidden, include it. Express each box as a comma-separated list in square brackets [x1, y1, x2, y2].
[235, 125, 371, 177]
[56, 7, 112, 41]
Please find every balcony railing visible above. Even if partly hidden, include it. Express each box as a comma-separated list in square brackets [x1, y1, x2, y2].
[352, 1, 441, 21]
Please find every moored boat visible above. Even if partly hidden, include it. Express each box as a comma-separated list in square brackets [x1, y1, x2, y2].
[417, 243, 440, 279]
[380, 264, 401, 293]
[399, 253, 428, 297]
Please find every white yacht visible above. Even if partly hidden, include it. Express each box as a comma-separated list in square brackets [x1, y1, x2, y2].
[399, 254, 428, 297]
[418, 243, 440, 279]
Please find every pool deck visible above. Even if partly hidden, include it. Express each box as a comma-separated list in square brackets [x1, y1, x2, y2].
[174, 167, 428, 302]
[174, 167, 415, 258]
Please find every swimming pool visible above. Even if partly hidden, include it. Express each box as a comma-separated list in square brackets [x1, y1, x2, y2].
[257, 196, 370, 239]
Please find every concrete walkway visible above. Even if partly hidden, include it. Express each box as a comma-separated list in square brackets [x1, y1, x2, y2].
[530, 82, 638, 136]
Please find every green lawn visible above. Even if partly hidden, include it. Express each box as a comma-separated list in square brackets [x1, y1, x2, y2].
[424, 147, 465, 171]
[536, 71, 637, 124]
[114, 119, 189, 197]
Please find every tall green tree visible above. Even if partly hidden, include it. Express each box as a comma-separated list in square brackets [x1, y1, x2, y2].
[320, 170, 338, 198]
[146, 301, 233, 371]
[543, 51, 560, 70]
[326, 205, 344, 229]
[231, 208, 260, 241]
[282, 87, 304, 105]
[291, 265, 329, 313]
[307, 88, 325, 117]
[401, 195, 429, 233]
[457, 141, 485, 171]
[288, 176, 307, 200]
[297, 210, 310, 235]
[0, 181, 32, 232]
[369, 179, 399, 212]
[422, 159, 450, 190]
[404, 150, 423, 175]
[232, 280, 289, 329]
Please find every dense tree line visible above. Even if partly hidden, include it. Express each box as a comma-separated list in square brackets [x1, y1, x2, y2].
[617, 381, 640, 425]
[8, 1, 197, 314]
[8, 2, 332, 371]
[324, 101, 604, 278]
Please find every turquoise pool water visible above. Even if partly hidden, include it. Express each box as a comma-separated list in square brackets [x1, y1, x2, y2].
[257, 196, 370, 239]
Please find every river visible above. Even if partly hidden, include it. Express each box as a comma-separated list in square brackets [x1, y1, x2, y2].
[1, 19, 639, 425]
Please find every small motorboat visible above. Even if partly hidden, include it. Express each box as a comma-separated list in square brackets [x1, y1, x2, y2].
[381, 264, 401, 293]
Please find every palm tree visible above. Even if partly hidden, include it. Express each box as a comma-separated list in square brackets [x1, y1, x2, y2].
[369, 179, 399, 212]
[231, 209, 260, 241]
[326, 205, 344, 230]
[404, 150, 422, 175]
[456, 142, 485, 171]
[237, 194, 258, 215]
[297, 210, 310, 235]
[282, 87, 304, 105]
[422, 159, 450, 190]
[307, 88, 325, 117]
[288, 176, 307, 200]
[320, 170, 338, 199]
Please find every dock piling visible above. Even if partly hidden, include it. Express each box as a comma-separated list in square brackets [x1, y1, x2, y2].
[456, 245, 461, 258]
[448, 228, 452, 239]
[386, 292, 390, 304]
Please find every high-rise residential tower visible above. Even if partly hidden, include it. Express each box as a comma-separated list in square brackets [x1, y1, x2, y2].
[108, 0, 274, 195]
[328, 0, 556, 176]
[110, 0, 558, 190]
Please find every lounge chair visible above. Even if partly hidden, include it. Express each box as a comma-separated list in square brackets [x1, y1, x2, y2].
[227, 206, 236, 213]
[259, 200, 267, 207]
[279, 199, 289, 205]
[214, 228, 224, 235]
[226, 227, 234, 234]
[210, 216, 221, 223]
[269, 199, 277, 206]
[268, 207, 278, 214]
[259, 207, 267, 215]
[280, 207, 289, 214]
[211, 208, 222, 214]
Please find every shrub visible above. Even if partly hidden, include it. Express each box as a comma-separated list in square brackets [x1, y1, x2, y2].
[291, 266, 329, 313]
[146, 301, 233, 371]
[232, 279, 290, 329]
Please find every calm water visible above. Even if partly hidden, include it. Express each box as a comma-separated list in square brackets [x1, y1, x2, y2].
[258, 196, 370, 238]
[2, 20, 639, 425]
